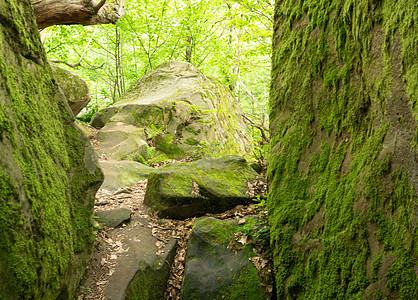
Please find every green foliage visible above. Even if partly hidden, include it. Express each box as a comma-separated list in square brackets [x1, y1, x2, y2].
[189, 141, 222, 160]
[42, 1, 273, 155]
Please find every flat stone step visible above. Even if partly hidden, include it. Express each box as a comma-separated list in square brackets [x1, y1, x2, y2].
[106, 218, 177, 300]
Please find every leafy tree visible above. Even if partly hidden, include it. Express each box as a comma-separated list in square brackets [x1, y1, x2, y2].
[43, 0, 273, 159]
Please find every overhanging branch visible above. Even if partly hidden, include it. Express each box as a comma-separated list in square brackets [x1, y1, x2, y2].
[31, 0, 125, 30]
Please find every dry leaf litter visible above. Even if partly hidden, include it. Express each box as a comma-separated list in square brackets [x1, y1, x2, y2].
[79, 133, 272, 299]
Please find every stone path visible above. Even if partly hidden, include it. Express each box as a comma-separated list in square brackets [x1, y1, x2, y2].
[75, 127, 273, 299]
[76, 177, 273, 299]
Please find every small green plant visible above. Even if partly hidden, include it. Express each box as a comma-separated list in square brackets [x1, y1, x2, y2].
[253, 194, 267, 209]
[234, 195, 270, 249]
[79, 286, 92, 296]
[92, 215, 103, 232]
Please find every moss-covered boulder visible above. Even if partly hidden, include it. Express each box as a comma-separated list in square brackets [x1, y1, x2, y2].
[144, 156, 263, 219]
[91, 61, 248, 161]
[99, 160, 153, 192]
[0, 1, 103, 298]
[50, 62, 91, 116]
[269, 0, 417, 298]
[180, 217, 264, 299]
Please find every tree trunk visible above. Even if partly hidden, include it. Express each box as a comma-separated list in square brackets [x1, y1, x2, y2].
[31, 0, 125, 30]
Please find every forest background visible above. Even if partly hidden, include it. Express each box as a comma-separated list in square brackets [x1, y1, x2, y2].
[43, 0, 273, 160]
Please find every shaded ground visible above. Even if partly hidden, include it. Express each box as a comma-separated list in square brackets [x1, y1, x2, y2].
[76, 177, 273, 299]
[76, 126, 272, 299]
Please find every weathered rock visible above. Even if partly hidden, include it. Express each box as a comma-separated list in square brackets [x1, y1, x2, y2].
[50, 62, 91, 116]
[75, 119, 96, 139]
[91, 61, 248, 162]
[99, 160, 153, 192]
[94, 208, 131, 228]
[269, 1, 417, 299]
[0, 2, 103, 298]
[94, 121, 150, 161]
[106, 219, 177, 300]
[144, 156, 262, 219]
[180, 217, 264, 299]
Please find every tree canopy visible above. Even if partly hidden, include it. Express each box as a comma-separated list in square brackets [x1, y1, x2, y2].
[42, 0, 273, 158]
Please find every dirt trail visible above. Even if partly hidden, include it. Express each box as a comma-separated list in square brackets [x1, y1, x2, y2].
[76, 131, 272, 299]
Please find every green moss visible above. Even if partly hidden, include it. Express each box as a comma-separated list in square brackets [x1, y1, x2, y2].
[192, 217, 236, 245]
[154, 133, 185, 159]
[185, 138, 199, 146]
[130, 104, 170, 131]
[182, 217, 266, 299]
[224, 263, 264, 300]
[125, 248, 175, 300]
[269, 0, 417, 298]
[371, 252, 383, 283]
[0, 2, 103, 298]
[0, 101, 12, 138]
[385, 249, 417, 298]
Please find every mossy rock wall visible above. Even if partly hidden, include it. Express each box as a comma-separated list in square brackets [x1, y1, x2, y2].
[269, 0, 417, 298]
[0, 1, 103, 298]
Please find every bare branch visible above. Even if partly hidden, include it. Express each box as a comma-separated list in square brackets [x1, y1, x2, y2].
[242, 114, 270, 144]
[94, 0, 107, 13]
[50, 59, 104, 70]
[49, 29, 103, 70]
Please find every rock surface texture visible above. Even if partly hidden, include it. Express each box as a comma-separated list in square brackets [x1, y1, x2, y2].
[99, 160, 153, 192]
[105, 219, 177, 300]
[269, 0, 417, 299]
[0, 1, 103, 298]
[94, 208, 131, 228]
[181, 217, 264, 299]
[50, 62, 91, 116]
[144, 156, 263, 219]
[91, 61, 248, 162]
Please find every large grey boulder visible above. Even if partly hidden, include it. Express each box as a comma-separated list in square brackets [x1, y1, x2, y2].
[50, 62, 91, 116]
[180, 217, 264, 299]
[91, 61, 248, 162]
[0, 2, 103, 298]
[144, 156, 263, 219]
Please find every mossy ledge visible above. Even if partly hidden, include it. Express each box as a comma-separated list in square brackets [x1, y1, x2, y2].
[269, 0, 417, 298]
[0, 1, 103, 298]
